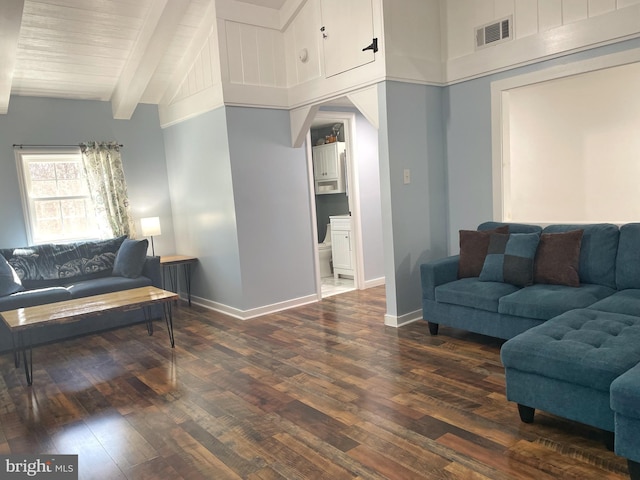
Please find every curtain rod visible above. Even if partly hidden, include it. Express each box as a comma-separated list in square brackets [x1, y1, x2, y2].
[13, 143, 124, 149]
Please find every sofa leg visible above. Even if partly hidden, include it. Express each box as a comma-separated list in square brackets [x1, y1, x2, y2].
[517, 404, 535, 423]
[603, 431, 614, 452]
[428, 322, 439, 335]
[628, 460, 640, 480]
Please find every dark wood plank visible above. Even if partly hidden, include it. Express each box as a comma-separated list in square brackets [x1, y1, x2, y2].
[0, 287, 631, 479]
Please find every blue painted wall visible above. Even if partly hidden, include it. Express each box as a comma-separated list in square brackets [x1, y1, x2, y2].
[0, 96, 174, 253]
[226, 106, 316, 310]
[162, 106, 243, 309]
[163, 106, 316, 312]
[378, 81, 448, 318]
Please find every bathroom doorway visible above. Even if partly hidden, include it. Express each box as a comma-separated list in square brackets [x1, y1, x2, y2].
[310, 113, 357, 298]
[308, 107, 384, 300]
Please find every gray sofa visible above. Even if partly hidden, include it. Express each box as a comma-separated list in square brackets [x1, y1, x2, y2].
[420, 222, 640, 479]
[0, 236, 161, 353]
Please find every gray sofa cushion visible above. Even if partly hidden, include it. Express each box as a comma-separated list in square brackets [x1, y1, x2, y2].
[435, 278, 520, 312]
[588, 289, 640, 317]
[1, 236, 126, 289]
[501, 308, 640, 392]
[66, 275, 152, 298]
[498, 283, 615, 320]
[542, 223, 619, 289]
[0, 254, 24, 296]
[0, 287, 72, 310]
[616, 223, 640, 290]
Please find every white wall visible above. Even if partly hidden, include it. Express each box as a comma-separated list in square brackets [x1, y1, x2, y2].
[444, 0, 640, 82]
[507, 61, 640, 223]
[383, 0, 443, 84]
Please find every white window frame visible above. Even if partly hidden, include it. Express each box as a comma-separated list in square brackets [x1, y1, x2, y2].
[15, 147, 100, 245]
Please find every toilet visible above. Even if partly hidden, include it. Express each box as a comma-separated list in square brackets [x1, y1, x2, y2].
[318, 224, 332, 277]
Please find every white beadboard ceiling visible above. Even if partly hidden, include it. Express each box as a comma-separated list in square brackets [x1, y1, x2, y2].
[0, 0, 287, 118]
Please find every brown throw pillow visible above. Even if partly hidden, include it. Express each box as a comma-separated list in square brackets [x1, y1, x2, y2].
[534, 230, 584, 287]
[458, 225, 509, 278]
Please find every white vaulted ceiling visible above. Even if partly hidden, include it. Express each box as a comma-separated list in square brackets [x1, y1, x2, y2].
[0, 0, 288, 118]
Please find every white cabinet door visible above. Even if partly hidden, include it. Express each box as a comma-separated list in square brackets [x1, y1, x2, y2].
[331, 230, 352, 271]
[320, 0, 375, 78]
[330, 216, 354, 279]
[312, 142, 343, 180]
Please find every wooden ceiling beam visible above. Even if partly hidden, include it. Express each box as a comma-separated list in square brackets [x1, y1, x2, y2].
[111, 0, 190, 120]
[0, 0, 25, 114]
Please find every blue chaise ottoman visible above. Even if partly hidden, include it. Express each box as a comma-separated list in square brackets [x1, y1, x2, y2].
[501, 308, 640, 450]
[611, 363, 640, 480]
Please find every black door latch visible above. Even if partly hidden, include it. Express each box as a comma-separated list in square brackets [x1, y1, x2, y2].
[362, 38, 378, 53]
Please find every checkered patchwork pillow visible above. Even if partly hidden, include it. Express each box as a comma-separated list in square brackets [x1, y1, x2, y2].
[479, 232, 540, 287]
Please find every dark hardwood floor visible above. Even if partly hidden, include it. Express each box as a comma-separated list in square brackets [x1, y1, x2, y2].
[0, 286, 631, 479]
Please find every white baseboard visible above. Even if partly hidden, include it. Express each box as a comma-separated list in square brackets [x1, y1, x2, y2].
[188, 293, 318, 320]
[384, 309, 423, 328]
[363, 276, 385, 289]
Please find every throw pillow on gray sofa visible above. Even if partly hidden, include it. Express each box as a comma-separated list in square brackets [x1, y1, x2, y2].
[112, 238, 149, 279]
[479, 232, 540, 287]
[0, 253, 24, 296]
[458, 226, 509, 278]
[534, 229, 584, 287]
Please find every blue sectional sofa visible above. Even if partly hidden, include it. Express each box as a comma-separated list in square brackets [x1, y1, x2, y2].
[0, 236, 161, 353]
[420, 222, 640, 479]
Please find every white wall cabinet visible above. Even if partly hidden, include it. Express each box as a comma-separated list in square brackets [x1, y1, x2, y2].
[320, 0, 376, 77]
[313, 141, 346, 194]
[330, 215, 354, 279]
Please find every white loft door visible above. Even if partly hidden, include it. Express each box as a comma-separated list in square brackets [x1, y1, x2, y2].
[320, 0, 375, 78]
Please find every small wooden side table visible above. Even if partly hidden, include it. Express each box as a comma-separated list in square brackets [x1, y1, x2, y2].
[160, 255, 198, 306]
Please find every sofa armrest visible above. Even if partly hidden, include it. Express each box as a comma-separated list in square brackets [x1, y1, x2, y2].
[141, 256, 162, 289]
[420, 255, 459, 301]
[611, 363, 640, 421]
[611, 363, 640, 468]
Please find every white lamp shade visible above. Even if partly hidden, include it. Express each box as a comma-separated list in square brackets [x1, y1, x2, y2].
[140, 217, 161, 237]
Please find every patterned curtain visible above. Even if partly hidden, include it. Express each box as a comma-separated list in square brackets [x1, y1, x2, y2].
[80, 142, 136, 238]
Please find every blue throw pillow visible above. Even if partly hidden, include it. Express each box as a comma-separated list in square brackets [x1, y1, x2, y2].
[112, 239, 149, 279]
[0, 253, 25, 296]
[479, 233, 540, 287]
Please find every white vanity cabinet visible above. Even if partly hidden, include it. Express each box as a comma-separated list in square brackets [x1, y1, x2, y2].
[330, 215, 354, 279]
[313, 142, 345, 194]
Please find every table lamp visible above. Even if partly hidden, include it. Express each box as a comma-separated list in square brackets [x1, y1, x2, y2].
[140, 216, 161, 256]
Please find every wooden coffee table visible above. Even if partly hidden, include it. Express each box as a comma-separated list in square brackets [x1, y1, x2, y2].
[0, 286, 178, 386]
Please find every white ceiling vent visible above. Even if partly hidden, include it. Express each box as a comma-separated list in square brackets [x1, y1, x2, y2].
[475, 16, 512, 49]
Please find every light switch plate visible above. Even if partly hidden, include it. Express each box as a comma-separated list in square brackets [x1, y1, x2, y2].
[403, 169, 411, 184]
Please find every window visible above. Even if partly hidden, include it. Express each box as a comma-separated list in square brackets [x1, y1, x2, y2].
[16, 148, 100, 244]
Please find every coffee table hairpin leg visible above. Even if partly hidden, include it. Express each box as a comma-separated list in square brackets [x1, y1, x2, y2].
[144, 306, 154, 336]
[12, 335, 19, 368]
[143, 304, 174, 348]
[164, 302, 175, 348]
[15, 331, 33, 386]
